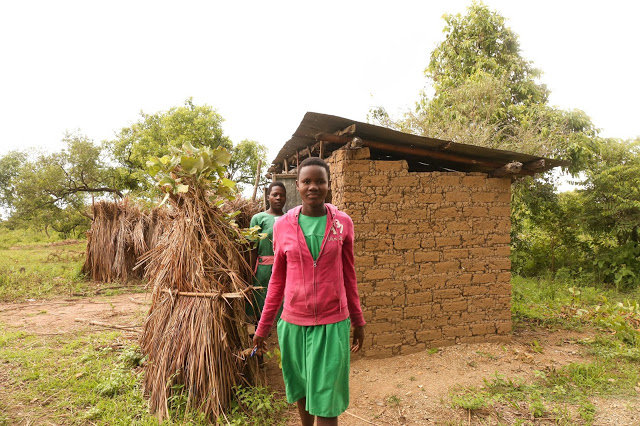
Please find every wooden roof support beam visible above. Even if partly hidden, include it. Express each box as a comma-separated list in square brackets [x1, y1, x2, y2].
[283, 159, 288, 173]
[314, 133, 538, 176]
[315, 133, 502, 168]
[490, 162, 523, 177]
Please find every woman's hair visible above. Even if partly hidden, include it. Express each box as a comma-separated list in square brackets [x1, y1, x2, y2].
[297, 157, 330, 179]
[266, 181, 286, 196]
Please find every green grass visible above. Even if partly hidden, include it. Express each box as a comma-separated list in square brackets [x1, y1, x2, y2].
[450, 276, 640, 423]
[0, 322, 288, 425]
[0, 324, 156, 425]
[0, 230, 147, 301]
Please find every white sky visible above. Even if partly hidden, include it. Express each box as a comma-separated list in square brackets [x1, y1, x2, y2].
[1, 0, 638, 164]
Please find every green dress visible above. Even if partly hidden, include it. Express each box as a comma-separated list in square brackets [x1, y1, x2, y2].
[278, 213, 351, 417]
[248, 211, 282, 320]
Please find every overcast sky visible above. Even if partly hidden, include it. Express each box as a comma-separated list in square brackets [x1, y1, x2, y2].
[1, 0, 638, 163]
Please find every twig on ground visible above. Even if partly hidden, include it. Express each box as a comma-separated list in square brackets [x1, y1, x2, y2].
[344, 410, 380, 425]
[74, 318, 140, 332]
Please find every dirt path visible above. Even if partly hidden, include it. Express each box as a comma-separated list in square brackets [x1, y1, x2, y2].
[1, 294, 638, 425]
[0, 293, 150, 334]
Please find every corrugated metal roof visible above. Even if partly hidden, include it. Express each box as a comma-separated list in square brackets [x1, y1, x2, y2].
[269, 112, 567, 175]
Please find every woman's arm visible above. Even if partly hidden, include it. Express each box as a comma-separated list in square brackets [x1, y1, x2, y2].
[342, 216, 366, 327]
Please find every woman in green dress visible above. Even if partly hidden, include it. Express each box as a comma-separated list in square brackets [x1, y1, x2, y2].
[248, 181, 287, 321]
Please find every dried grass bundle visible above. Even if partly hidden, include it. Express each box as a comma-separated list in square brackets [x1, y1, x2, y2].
[82, 199, 168, 282]
[139, 185, 259, 421]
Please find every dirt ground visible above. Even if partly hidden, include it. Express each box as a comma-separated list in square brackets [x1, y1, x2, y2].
[1, 294, 638, 425]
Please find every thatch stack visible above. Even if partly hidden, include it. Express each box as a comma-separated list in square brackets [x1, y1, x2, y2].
[82, 199, 167, 282]
[139, 185, 260, 420]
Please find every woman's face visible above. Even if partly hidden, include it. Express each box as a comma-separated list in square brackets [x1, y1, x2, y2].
[296, 165, 329, 208]
[268, 185, 286, 211]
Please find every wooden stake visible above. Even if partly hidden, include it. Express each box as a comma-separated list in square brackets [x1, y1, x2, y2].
[319, 141, 324, 159]
[283, 159, 288, 173]
[251, 159, 262, 202]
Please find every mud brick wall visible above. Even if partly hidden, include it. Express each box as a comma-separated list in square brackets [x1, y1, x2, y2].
[326, 147, 512, 358]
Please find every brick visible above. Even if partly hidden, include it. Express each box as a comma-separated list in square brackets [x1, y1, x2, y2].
[418, 193, 443, 203]
[445, 191, 470, 202]
[404, 305, 433, 318]
[356, 256, 375, 267]
[471, 323, 495, 335]
[375, 307, 403, 321]
[436, 175, 461, 186]
[415, 251, 440, 262]
[494, 246, 511, 256]
[365, 210, 396, 222]
[343, 160, 370, 172]
[488, 234, 511, 244]
[472, 273, 497, 284]
[488, 258, 511, 271]
[401, 318, 423, 330]
[367, 294, 393, 306]
[342, 191, 370, 202]
[420, 237, 436, 248]
[497, 272, 511, 283]
[376, 280, 403, 292]
[399, 208, 427, 220]
[462, 285, 487, 296]
[434, 261, 460, 273]
[390, 176, 419, 186]
[373, 160, 407, 172]
[377, 254, 404, 265]
[433, 206, 458, 218]
[361, 175, 389, 186]
[364, 269, 393, 280]
[446, 274, 473, 285]
[460, 260, 486, 272]
[418, 275, 446, 289]
[388, 223, 418, 234]
[436, 236, 461, 247]
[416, 329, 442, 341]
[367, 322, 397, 334]
[442, 300, 467, 312]
[442, 248, 469, 260]
[491, 205, 511, 216]
[434, 288, 461, 299]
[496, 321, 512, 334]
[375, 333, 403, 347]
[442, 325, 469, 337]
[394, 238, 420, 250]
[406, 291, 433, 304]
[365, 238, 394, 251]
[461, 175, 487, 187]
[474, 192, 497, 202]
[463, 206, 489, 217]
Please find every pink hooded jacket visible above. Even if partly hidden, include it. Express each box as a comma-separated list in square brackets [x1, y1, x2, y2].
[255, 204, 366, 337]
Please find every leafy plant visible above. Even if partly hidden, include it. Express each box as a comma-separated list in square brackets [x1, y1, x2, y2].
[222, 386, 288, 426]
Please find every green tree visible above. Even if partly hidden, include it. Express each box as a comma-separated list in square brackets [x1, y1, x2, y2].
[1, 133, 121, 236]
[109, 99, 267, 193]
[371, 1, 597, 171]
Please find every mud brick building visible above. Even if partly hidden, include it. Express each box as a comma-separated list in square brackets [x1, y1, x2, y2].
[268, 112, 563, 357]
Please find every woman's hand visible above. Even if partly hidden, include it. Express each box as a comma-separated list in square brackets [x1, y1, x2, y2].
[253, 334, 267, 355]
[351, 325, 365, 353]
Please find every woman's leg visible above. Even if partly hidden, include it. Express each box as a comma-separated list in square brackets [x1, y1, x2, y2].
[296, 398, 315, 426]
[316, 416, 338, 425]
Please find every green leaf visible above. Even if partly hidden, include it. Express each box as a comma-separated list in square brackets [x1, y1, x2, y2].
[221, 178, 236, 189]
[158, 192, 170, 207]
[180, 156, 198, 174]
